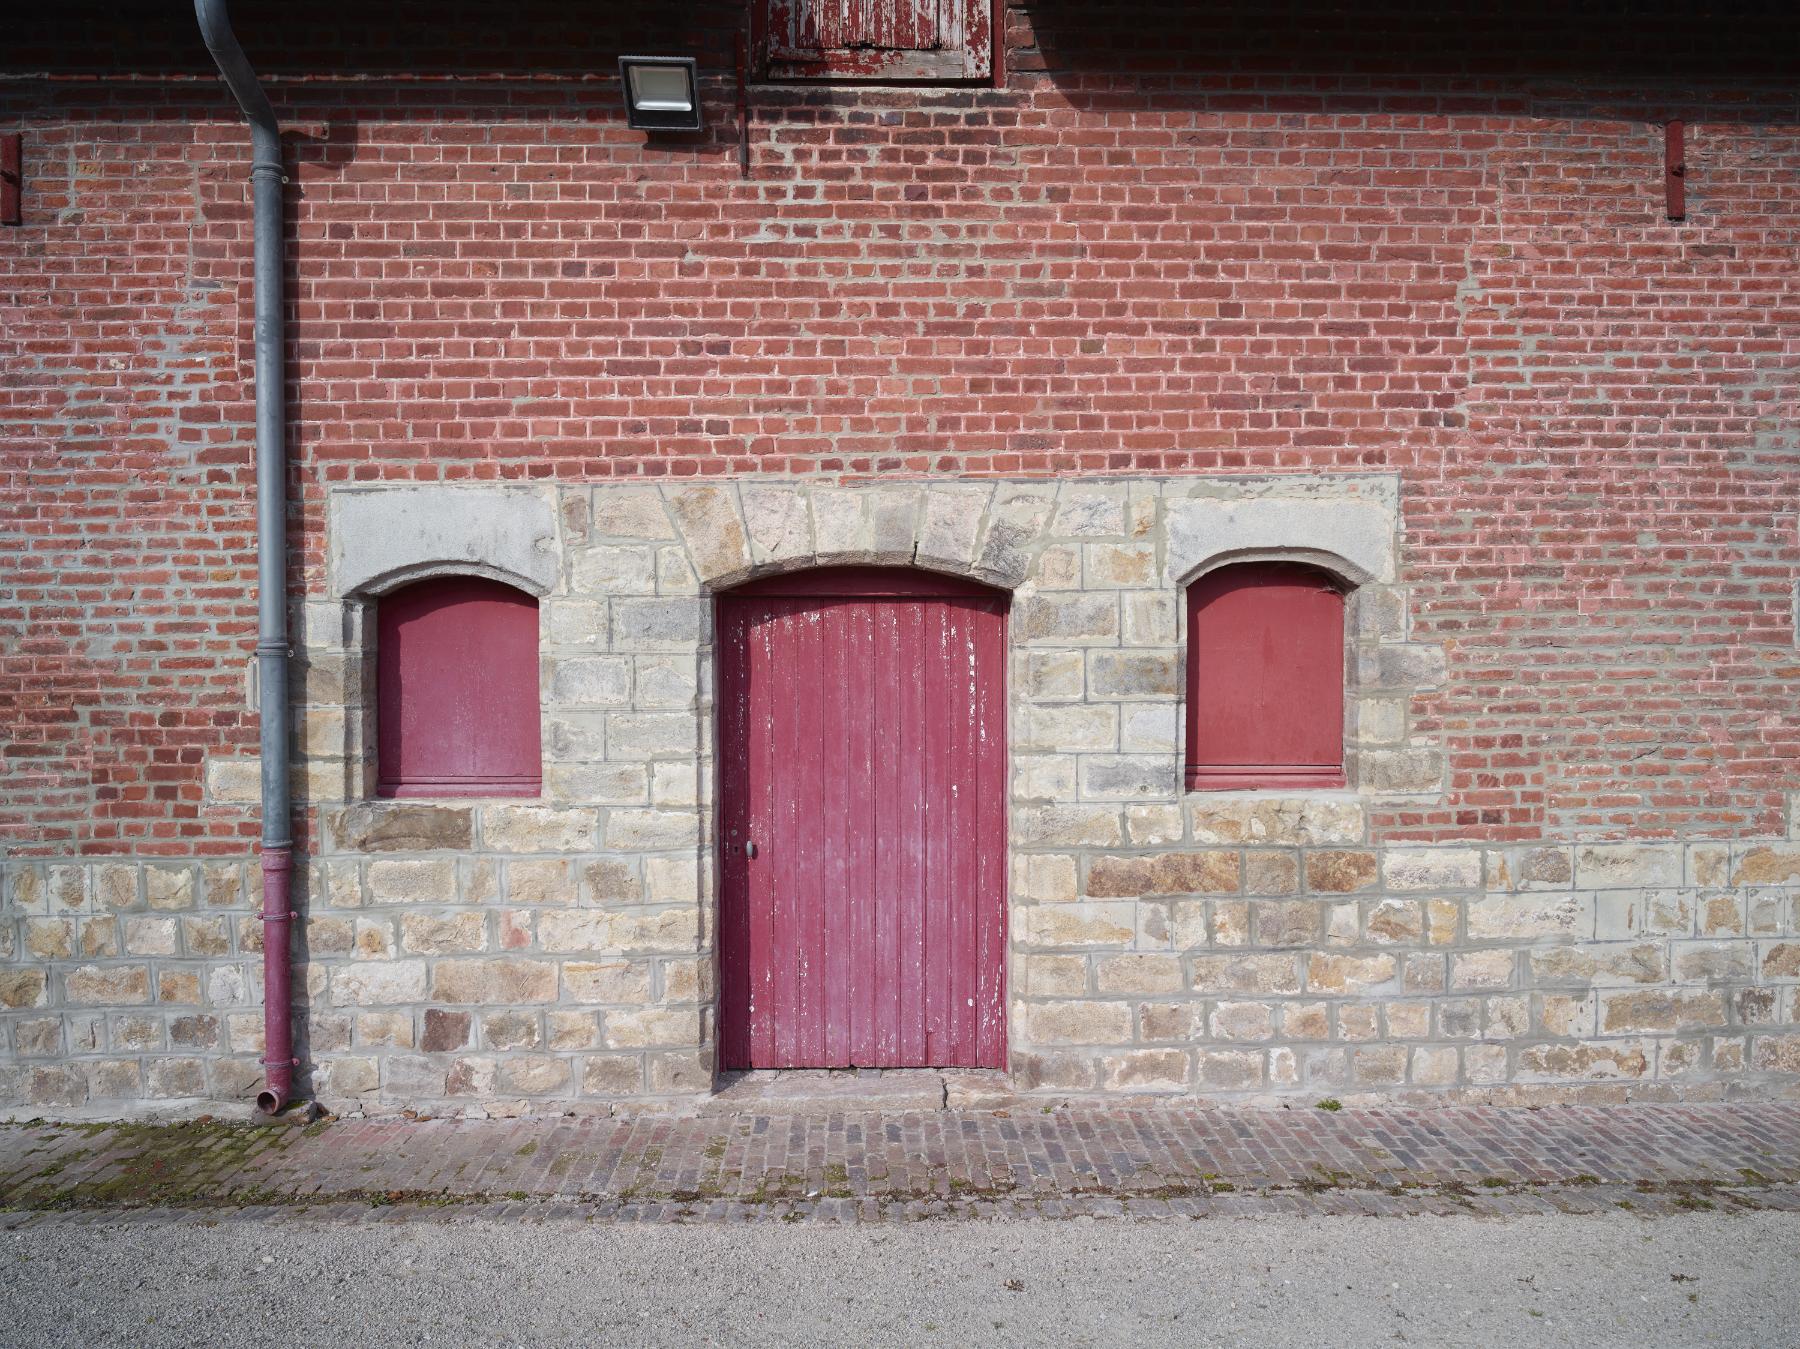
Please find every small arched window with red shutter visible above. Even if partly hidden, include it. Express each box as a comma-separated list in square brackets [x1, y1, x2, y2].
[376, 576, 541, 798]
[1185, 562, 1347, 791]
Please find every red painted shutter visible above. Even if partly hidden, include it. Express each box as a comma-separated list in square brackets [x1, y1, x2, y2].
[811, 0, 939, 51]
[376, 577, 541, 798]
[757, 0, 993, 81]
[1186, 563, 1346, 791]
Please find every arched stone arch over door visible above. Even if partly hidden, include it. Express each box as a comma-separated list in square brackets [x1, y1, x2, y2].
[715, 566, 1008, 1069]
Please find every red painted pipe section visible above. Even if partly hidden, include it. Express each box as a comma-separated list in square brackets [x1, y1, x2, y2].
[257, 848, 296, 1115]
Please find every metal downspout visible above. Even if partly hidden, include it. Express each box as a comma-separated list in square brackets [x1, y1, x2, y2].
[194, 0, 297, 1116]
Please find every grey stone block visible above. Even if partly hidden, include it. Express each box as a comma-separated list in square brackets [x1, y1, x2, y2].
[1165, 494, 1395, 586]
[331, 486, 561, 597]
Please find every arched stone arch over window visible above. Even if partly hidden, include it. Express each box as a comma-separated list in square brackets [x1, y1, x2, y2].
[330, 486, 562, 601]
[304, 485, 562, 805]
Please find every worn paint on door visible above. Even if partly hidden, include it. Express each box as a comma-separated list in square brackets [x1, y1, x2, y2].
[717, 567, 1007, 1070]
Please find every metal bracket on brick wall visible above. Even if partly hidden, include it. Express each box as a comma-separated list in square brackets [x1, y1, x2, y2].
[736, 27, 753, 179]
[1665, 121, 1686, 222]
[1, 134, 21, 226]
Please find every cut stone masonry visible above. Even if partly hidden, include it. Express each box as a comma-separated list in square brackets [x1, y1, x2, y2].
[4, 477, 1798, 1117]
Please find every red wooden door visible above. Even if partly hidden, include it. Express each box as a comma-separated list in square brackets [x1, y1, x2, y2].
[717, 567, 1007, 1070]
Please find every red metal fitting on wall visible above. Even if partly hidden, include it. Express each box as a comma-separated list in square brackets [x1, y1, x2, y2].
[1, 134, 22, 226]
[1665, 121, 1687, 221]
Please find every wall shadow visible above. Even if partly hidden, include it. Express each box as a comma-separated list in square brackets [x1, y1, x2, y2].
[8, 0, 1794, 127]
[1020, 0, 1800, 123]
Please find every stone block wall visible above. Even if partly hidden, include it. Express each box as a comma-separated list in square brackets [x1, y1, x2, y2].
[5, 476, 1797, 1116]
[0, 859, 266, 1110]
[1009, 811, 1800, 1098]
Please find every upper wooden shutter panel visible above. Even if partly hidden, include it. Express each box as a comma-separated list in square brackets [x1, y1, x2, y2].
[811, 0, 938, 51]
[757, 0, 993, 81]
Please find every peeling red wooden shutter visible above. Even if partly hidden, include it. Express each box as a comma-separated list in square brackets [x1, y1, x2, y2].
[757, 0, 993, 81]
[377, 577, 541, 798]
[1186, 563, 1346, 791]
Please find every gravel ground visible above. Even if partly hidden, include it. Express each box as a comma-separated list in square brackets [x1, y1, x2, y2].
[3, 1211, 1795, 1347]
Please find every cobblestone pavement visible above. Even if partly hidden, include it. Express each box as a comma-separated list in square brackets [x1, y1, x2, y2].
[3, 1102, 1798, 1226]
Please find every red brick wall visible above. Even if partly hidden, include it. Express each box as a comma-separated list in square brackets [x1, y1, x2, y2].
[3, 1, 1797, 853]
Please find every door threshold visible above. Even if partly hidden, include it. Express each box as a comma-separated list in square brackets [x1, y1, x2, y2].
[702, 1068, 1013, 1115]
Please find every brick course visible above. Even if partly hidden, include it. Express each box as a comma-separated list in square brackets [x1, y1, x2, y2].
[2, 2, 1797, 1113]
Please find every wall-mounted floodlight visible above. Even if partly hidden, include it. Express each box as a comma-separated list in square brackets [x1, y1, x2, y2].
[619, 56, 703, 132]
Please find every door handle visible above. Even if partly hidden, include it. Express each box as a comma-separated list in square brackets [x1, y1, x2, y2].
[745, 840, 757, 859]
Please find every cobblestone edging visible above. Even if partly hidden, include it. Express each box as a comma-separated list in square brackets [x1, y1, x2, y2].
[4, 1103, 1798, 1225]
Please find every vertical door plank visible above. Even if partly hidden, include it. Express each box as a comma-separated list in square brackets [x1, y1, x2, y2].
[844, 602, 879, 1063]
[950, 601, 979, 1066]
[938, 600, 966, 1065]
[766, 602, 797, 1066]
[751, 606, 782, 1068]
[897, 595, 928, 1064]
[794, 599, 826, 1065]
[871, 600, 901, 1064]
[922, 599, 953, 1065]
[821, 598, 852, 1065]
